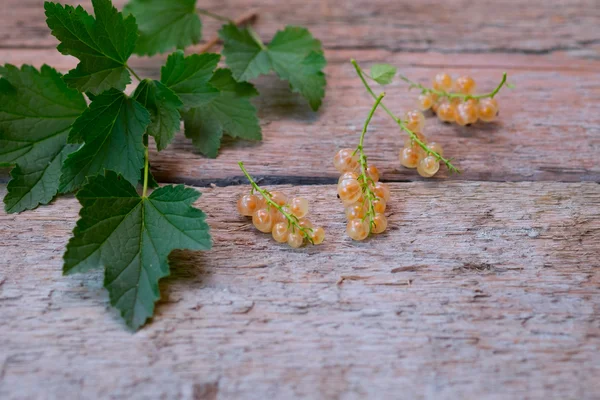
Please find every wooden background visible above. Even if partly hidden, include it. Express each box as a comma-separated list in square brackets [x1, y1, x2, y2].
[1, 0, 599, 399]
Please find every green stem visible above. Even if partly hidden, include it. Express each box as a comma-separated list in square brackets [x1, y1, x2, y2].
[351, 59, 459, 173]
[238, 162, 314, 243]
[126, 65, 142, 82]
[142, 135, 149, 198]
[247, 27, 267, 50]
[355, 92, 385, 228]
[196, 9, 233, 23]
[398, 72, 508, 100]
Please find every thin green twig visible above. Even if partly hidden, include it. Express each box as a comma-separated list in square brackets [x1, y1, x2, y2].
[238, 162, 313, 243]
[398, 72, 509, 100]
[126, 65, 142, 82]
[351, 59, 459, 173]
[142, 135, 149, 198]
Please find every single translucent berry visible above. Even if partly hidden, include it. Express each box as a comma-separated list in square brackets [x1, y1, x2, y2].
[270, 208, 286, 225]
[270, 191, 288, 206]
[311, 227, 325, 245]
[454, 76, 476, 95]
[346, 219, 370, 241]
[433, 73, 453, 91]
[478, 98, 499, 122]
[333, 148, 359, 173]
[366, 165, 380, 183]
[299, 219, 313, 229]
[287, 231, 304, 248]
[338, 178, 362, 204]
[400, 147, 421, 169]
[338, 171, 359, 183]
[371, 214, 388, 234]
[345, 202, 367, 220]
[427, 142, 444, 157]
[237, 194, 259, 216]
[404, 132, 427, 151]
[417, 93, 434, 111]
[417, 155, 440, 178]
[455, 101, 479, 126]
[436, 102, 456, 122]
[404, 110, 425, 133]
[373, 182, 390, 202]
[252, 208, 273, 233]
[373, 198, 386, 214]
[272, 222, 290, 243]
[289, 197, 309, 218]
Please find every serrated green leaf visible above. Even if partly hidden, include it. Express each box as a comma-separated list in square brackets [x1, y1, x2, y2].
[123, 0, 202, 56]
[44, 0, 138, 94]
[59, 89, 150, 193]
[181, 69, 261, 158]
[370, 63, 396, 85]
[133, 79, 182, 151]
[63, 171, 211, 330]
[160, 51, 220, 110]
[219, 24, 326, 111]
[0, 64, 86, 213]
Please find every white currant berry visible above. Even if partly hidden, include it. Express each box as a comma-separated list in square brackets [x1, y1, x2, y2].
[404, 110, 425, 133]
[417, 155, 440, 178]
[252, 208, 273, 233]
[373, 198, 386, 214]
[338, 171, 359, 183]
[272, 222, 290, 243]
[454, 76, 476, 95]
[366, 165, 380, 183]
[478, 98, 499, 122]
[346, 219, 370, 241]
[436, 102, 456, 122]
[333, 148, 359, 173]
[373, 182, 390, 202]
[455, 100, 479, 126]
[427, 142, 444, 157]
[417, 93, 434, 111]
[287, 230, 304, 248]
[311, 227, 325, 245]
[237, 194, 259, 216]
[345, 202, 367, 220]
[433, 73, 452, 91]
[269, 191, 288, 206]
[289, 197, 309, 218]
[399, 147, 422, 169]
[338, 178, 362, 204]
[371, 214, 388, 234]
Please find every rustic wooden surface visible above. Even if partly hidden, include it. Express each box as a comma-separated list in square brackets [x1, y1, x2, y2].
[1, 0, 599, 399]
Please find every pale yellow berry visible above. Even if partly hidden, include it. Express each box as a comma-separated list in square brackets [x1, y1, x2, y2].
[433, 73, 452, 91]
[478, 98, 499, 122]
[289, 197, 309, 218]
[417, 155, 440, 178]
[333, 148, 359, 173]
[404, 110, 425, 133]
[311, 227, 325, 245]
[399, 147, 421, 169]
[338, 171, 359, 183]
[373, 198, 386, 214]
[427, 142, 444, 157]
[338, 178, 362, 204]
[345, 202, 367, 220]
[454, 76, 476, 95]
[371, 214, 388, 234]
[269, 191, 287, 206]
[252, 208, 273, 233]
[346, 219, 370, 241]
[237, 194, 259, 216]
[373, 182, 390, 202]
[298, 219, 313, 229]
[272, 222, 290, 243]
[417, 93, 434, 111]
[436, 102, 456, 122]
[287, 231, 304, 248]
[366, 165, 380, 183]
[270, 207, 286, 225]
[455, 100, 479, 126]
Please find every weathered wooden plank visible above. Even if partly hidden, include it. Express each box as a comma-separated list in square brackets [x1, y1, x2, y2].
[1, 182, 598, 399]
[2, 0, 599, 58]
[1, 49, 598, 184]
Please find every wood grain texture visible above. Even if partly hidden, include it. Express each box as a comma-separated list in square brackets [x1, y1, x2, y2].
[0, 49, 599, 184]
[1, 182, 599, 399]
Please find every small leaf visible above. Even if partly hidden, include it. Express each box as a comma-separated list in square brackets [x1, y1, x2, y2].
[63, 171, 211, 330]
[370, 64, 397, 85]
[182, 69, 261, 158]
[44, 0, 138, 94]
[219, 24, 327, 111]
[60, 89, 150, 193]
[160, 50, 220, 110]
[123, 0, 202, 56]
[0, 64, 86, 213]
[133, 79, 183, 151]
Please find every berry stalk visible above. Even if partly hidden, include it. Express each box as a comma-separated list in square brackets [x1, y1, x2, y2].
[238, 162, 314, 243]
[351, 59, 459, 173]
[398, 73, 509, 101]
[142, 135, 150, 198]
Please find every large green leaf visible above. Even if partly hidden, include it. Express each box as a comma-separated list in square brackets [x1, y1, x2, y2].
[59, 89, 150, 193]
[64, 171, 211, 330]
[181, 69, 261, 158]
[44, 0, 138, 94]
[219, 24, 327, 110]
[133, 79, 183, 151]
[124, 0, 202, 56]
[0, 64, 86, 213]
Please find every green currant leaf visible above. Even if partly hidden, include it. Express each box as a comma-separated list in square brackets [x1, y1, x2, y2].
[370, 64, 396, 85]
[59, 89, 150, 193]
[44, 0, 138, 94]
[0, 64, 86, 213]
[181, 69, 261, 158]
[219, 24, 327, 111]
[133, 79, 183, 151]
[63, 171, 211, 330]
[160, 50, 220, 111]
[123, 0, 202, 56]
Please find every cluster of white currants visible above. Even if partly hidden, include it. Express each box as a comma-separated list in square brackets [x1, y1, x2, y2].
[334, 149, 390, 241]
[417, 73, 499, 125]
[399, 110, 444, 178]
[237, 190, 325, 248]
